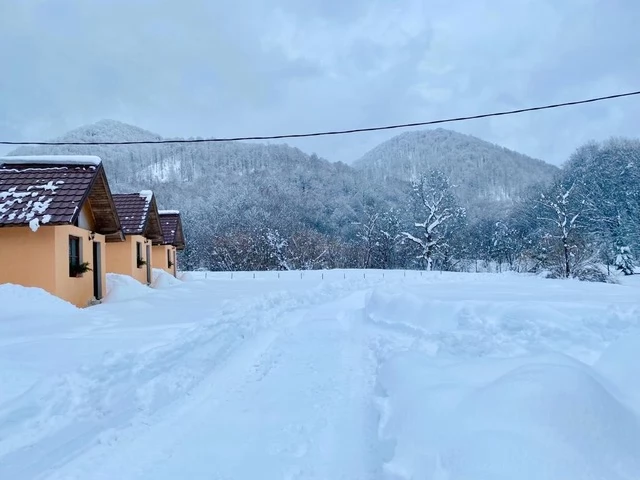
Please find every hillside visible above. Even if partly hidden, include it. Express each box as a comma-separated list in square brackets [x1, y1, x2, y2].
[354, 128, 559, 217]
[8, 121, 404, 262]
[8, 120, 561, 269]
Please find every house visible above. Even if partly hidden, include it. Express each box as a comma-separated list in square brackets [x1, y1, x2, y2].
[152, 210, 185, 277]
[0, 155, 123, 307]
[107, 191, 163, 285]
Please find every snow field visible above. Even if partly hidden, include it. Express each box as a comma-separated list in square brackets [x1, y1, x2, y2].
[0, 270, 639, 479]
[362, 277, 640, 479]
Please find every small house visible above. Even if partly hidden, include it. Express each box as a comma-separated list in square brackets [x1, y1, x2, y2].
[0, 155, 123, 307]
[152, 210, 185, 277]
[107, 191, 163, 285]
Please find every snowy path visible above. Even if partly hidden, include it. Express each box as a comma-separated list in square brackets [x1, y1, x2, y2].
[37, 292, 381, 480]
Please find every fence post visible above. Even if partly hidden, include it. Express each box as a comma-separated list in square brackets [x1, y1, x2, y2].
[322, 272, 324, 280]
[253, 273, 256, 279]
[231, 272, 233, 280]
[205, 272, 207, 279]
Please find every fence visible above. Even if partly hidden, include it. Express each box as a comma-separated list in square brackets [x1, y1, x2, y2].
[179, 268, 498, 282]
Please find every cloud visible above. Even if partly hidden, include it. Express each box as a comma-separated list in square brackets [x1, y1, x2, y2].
[1, 0, 639, 165]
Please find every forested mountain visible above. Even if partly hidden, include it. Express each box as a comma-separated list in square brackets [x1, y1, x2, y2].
[354, 128, 559, 218]
[10, 120, 636, 280]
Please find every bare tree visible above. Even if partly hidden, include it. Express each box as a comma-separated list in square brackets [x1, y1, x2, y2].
[403, 170, 465, 271]
[354, 208, 380, 269]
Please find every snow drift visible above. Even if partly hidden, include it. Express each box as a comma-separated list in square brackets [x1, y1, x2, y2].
[103, 273, 154, 302]
[151, 268, 182, 289]
[377, 351, 640, 480]
[0, 283, 79, 320]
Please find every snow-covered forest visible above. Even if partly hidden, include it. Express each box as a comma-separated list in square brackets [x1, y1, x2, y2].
[9, 121, 639, 280]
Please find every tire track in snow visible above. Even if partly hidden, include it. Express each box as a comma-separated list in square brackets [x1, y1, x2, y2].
[40, 292, 383, 480]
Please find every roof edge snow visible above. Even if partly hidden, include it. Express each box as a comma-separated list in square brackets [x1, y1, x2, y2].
[158, 210, 180, 215]
[139, 190, 154, 202]
[0, 155, 103, 167]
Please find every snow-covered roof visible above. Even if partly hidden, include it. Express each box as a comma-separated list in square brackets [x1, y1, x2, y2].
[0, 155, 102, 167]
[0, 160, 120, 232]
[158, 209, 180, 215]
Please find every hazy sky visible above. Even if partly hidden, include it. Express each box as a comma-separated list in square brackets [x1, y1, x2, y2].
[1, 0, 639, 165]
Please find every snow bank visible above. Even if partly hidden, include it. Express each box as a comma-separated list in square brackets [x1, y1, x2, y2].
[377, 352, 640, 479]
[0, 283, 78, 320]
[178, 271, 201, 281]
[151, 268, 182, 289]
[364, 283, 640, 361]
[103, 273, 153, 302]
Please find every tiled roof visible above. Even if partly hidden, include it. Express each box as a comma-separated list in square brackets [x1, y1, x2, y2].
[0, 163, 96, 228]
[159, 212, 186, 250]
[0, 160, 122, 237]
[112, 192, 164, 242]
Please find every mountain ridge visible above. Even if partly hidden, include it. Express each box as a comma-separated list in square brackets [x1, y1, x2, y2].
[8, 119, 560, 266]
[354, 128, 559, 216]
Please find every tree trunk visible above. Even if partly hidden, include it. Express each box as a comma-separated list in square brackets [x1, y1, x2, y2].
[563, 241, 571, 278]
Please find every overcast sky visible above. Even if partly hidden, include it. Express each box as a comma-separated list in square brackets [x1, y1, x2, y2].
[1, 0, 639, 165]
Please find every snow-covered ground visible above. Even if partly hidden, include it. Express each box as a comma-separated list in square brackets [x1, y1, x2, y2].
[1, 269, 639, 479]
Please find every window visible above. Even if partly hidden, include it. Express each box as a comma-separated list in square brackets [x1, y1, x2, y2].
[136, 242, 144, 268]
[69, 236, 81, 276]
[167, 249, 171, 267]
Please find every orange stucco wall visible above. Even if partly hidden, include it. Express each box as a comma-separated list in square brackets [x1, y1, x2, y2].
[106, 235, 152, 284]
[0, 225, 108, 308]
[0, 226, 57, 294]
[152, 245, 177, 277]
[53, 225, 107, 307]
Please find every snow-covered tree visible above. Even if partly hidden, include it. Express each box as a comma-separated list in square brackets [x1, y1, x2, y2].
[535, 181, 591, 278]
[376, 208, 404, 269]
[491, 221, 522, 271]
[403, 170, 465, 271]
[615, 246, 635, 275]
[265, 229, 291, 271]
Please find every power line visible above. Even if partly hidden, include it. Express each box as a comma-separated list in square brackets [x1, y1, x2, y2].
[2, 89, 640, 146]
